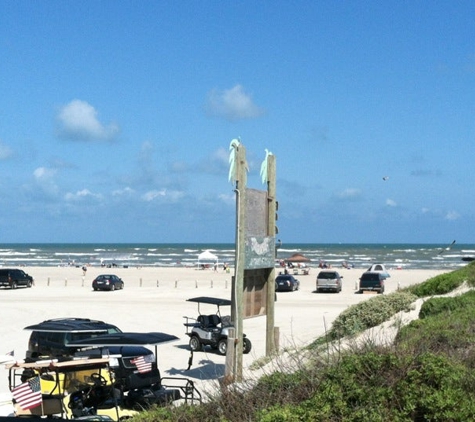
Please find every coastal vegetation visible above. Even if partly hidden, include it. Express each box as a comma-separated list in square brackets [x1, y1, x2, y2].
[130, 262, 475, 421]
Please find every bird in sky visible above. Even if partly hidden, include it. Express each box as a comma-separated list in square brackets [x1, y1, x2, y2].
[382, 176, 390, 181]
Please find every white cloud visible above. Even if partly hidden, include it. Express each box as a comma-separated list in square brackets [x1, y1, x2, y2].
[33, 167, 58, 195]
[218, 193, 235, 206]
[112, 187, 135, 197]
[206, 85, 264, 121]
[213, 147, 229, 165]
[142, 189, 184, 202]
[445, 210, 460, 220]
[0, 141, 13, 159]
[64, 189, 103, 201]
[34, 167, 57, 180]
[386, 198, 397, 207]
[335, 188, 362, 200]
[57, 100, 119, 141]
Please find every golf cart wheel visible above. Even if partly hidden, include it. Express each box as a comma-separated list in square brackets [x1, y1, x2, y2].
[243, 337, 252, 354]
[218, 339, 227, 355]
[189, 336, 202, 352]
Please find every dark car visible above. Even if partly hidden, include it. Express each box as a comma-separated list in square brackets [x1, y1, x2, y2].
[92, 274, 124, 291]
[24, 318, 161, 390]
[359, 271, 385, 294]
[0, 268, 34, 289]
[275, 274, 300, 292]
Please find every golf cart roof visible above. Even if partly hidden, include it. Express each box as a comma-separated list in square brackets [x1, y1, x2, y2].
[67, 332, 178, 347]
[186, 296, 232, 306]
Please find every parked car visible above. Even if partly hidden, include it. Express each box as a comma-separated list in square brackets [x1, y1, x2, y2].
[24, 318, 160, 390]
[92, 274, 124, 291]
[316, 270, 343, 293]
[275, 274, 300, 292]
[0, 268, 34, 289]
[359, 271, 385, 294]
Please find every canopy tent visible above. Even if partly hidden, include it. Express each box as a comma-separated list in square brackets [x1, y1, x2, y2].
[197, 250, 218, 268]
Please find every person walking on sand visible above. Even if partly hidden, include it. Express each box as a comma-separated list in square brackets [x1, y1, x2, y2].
[82, 265, 87, 276]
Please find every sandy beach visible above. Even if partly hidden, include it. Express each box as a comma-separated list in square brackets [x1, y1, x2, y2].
[0, 265, 450, 409]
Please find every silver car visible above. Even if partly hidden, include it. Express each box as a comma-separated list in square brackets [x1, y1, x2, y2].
[316, 270, 343, 293]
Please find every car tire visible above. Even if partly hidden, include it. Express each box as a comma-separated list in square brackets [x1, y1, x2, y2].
[189, 336, 202, 352]
[243, 337, 252, 354]
[218, 339, 227, 355]
[11, 281, 17, 289]
[110, 285, 115, 291]
[26, 280, 32, 288]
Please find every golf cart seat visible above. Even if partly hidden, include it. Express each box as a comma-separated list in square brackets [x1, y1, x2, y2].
[197, 314, 221, 330]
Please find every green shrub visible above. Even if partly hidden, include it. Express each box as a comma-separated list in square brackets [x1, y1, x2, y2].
[396, 304, 475, 356]
[419, 290, 475, 319]
[405, 261, 475, 297]
[317, 291, 417, 342]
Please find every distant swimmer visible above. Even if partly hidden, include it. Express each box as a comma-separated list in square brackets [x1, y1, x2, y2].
[382, 176, 389, 181]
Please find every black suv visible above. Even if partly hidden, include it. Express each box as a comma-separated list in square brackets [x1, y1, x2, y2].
[359, 272, 385, 294]
[24, 318, 161, 390]
[0, 268, 34, 289]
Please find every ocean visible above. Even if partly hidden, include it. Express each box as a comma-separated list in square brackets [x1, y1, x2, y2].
[0, 243, 473, 270]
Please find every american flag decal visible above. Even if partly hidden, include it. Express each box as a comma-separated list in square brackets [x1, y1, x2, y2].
[131, 356, 152, 373]
[12, 376, 42, 410]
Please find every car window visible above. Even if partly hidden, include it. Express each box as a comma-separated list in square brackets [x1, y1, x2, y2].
[44, 332, 65, 345]
[319, 272, 337, 279]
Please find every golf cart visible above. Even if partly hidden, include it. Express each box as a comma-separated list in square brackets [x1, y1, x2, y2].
[67, 332, 202, 409]
[183, 296, 252, 356]
[7, 357, 137, 420]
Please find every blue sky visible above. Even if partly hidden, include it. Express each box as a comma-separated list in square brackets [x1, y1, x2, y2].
[1, 1, 474, 244]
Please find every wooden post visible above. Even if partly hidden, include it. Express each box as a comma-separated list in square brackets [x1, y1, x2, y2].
[224, 328, 236, 384]
[266, 154, 277, 356]
[274, 326, 280, 352]
[231, 144, 247, 382]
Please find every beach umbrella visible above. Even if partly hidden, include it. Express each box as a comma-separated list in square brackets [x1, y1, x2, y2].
[285, 253, 310, 263]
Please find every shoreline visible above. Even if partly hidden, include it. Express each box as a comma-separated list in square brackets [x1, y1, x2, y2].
[0, 266, 453, 412]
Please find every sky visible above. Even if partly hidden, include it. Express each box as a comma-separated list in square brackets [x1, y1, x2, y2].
[1, 1, 474, 244]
